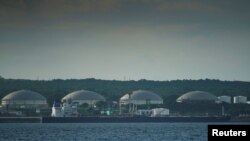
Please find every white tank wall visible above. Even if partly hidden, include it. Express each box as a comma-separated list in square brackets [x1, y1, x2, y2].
[120, 99, 163, 105]
[2, 100, 47, 105]
[233, 96, 247, 104]
[218, 96, 231, 104]
[1, 100, 47, 108]
[119, 100, 129, 105]
[69, 100, 103, 106]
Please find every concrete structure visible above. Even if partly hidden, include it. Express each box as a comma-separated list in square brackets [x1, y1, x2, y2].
[151, 108, 170, 117]
[61, 90, 105, 106]
[218, 96, 231, 104]
[119, 90, 163, 114]
[120, 90, 163, 105]
[1, 90, 47, 108]
[233, 96, 247, 104]
[176, 91, 218, 103]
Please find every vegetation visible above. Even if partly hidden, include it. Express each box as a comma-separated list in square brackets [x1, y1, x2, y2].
[1, 78, 250, 116]
[1, 78, 250, 105]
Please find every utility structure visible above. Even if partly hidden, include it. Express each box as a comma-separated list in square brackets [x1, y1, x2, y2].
[119, 90, 163, 115]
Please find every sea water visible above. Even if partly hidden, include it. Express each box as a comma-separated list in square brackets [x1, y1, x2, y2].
[0, 123, 208, 141]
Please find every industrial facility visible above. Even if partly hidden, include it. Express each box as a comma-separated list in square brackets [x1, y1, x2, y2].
[61, 90, 106, 106]
[218, 96, 231, 104]
[119, 90, 164, 115]
[0, 88, 249, 118]
[176, 91, 218, 103]
[136, 108, 170, 117]
[1, 90, 48, 108]
[233, 96, 247, 104]
[120, 90, 163, 105]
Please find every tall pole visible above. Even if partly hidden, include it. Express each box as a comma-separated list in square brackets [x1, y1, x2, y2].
[222, 105, 225, 116]
[119, 102, 122, 115]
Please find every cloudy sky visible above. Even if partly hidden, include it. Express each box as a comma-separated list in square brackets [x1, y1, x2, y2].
[1, 0, 250, 81]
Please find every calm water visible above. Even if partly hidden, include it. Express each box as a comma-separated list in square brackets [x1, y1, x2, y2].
[0, 123, 208, 141]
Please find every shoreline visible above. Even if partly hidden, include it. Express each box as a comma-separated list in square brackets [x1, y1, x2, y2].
[1, 116, 248, 123]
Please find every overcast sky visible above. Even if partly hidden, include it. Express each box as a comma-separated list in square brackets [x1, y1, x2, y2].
[1, 0, 250, 81]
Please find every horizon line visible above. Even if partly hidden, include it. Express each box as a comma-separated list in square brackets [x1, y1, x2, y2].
[1, 77, 249, 83]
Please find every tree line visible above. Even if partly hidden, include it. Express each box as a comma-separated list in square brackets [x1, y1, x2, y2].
[0, 78, 250, 106]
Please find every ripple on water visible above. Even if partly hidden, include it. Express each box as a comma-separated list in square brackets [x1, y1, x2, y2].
[0, 123, 207, 141]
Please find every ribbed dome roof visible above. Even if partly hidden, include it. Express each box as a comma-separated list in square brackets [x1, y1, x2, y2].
[2, 90, 46, 101]
[62, 90, 105, 101]
[121, 90, 162, 101]
[176, 91, 217, 102]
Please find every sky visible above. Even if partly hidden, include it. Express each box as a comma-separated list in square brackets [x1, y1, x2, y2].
[1, 0, 250, 81]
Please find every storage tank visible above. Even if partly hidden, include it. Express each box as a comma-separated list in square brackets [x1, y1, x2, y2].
[1, 90, 48, 108]
[120, 90, 163, 105]
[233, 96, 247, 104]
[62, 90, 105, 106]
[176, 91, 218, 103]
[218, 96, 231, 104]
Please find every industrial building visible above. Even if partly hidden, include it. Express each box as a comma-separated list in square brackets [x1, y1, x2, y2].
[1, 90, 48, 108]
[61, 90, 106, 106]
[176, 91, 218, 103]
[218, 96, 231, 104]
[233, 96, 247, 104]
[119, 90, 163, 114]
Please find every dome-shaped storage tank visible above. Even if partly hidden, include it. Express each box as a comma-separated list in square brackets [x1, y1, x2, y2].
[176, 91, 218, 103]
[120, 90, 163, 105]
[1, 90, 47, 108]
[62, 90, 105, 106]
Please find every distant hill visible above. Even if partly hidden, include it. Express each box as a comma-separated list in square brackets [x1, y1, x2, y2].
[0, 78, 250, 105]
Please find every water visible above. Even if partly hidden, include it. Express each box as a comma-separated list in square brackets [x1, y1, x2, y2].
[0, 123, 208, 141]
